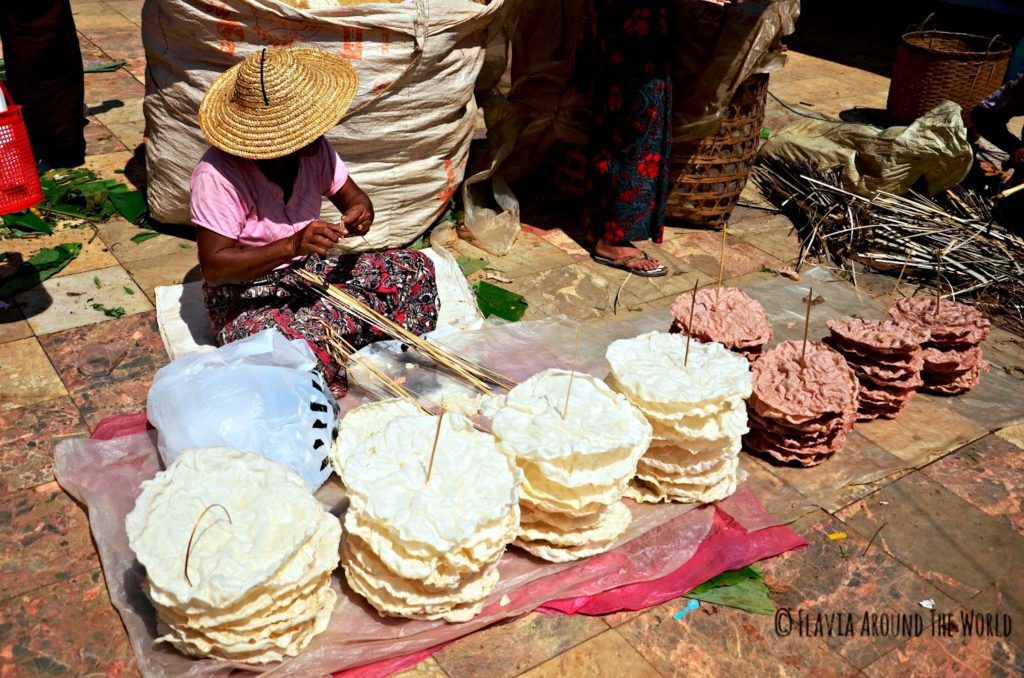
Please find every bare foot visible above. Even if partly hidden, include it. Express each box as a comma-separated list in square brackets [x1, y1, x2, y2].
[594, 239, 662, 272]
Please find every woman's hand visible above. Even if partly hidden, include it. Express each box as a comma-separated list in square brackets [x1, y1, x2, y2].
[342, 203, 373, 236]
[331, 177, 374, 237]
[291, 220, 346, 257]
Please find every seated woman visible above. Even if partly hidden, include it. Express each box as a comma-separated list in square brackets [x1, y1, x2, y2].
[190, 46, 438, 396]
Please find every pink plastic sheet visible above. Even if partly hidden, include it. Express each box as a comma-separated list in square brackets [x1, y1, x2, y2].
[540, 510, 806, 616]
[54, 414, 800, 677]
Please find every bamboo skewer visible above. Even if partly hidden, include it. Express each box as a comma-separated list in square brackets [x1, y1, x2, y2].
[302, 270, 494, 391]
[184, 504, 232, 587]
[716, 225, 727, 313]
[995, 182, 1024, 200]
[684, 279, 699, 366]
[320, 322, 493, 433]
[425, 411, 444, 485]
[882, 256, 911, 322]
[320, 323, 432, 411]
[800, 285, 813, 373]
[562, 326, 581, 419]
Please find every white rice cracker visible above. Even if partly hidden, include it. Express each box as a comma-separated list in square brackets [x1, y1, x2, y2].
[127, 447, 329, 612]
[517, 500, 631, 547]
[625, 464, 746, 504]
[331, 398, 422, 476]
[606, 333, 752, 410]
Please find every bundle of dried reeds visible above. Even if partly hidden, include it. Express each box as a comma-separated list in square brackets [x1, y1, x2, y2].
[751, 160, 1024, 335]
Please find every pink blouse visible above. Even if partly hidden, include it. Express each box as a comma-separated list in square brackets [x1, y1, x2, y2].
[189, 136, 349, 257]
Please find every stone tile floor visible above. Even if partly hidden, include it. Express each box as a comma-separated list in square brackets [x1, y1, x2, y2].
[2, 1, 1024, 675]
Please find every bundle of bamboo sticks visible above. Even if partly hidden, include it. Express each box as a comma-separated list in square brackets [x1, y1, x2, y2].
[320, 322, 431, 410]
[319, 322, 493, 437]
[298, 269, 517, 394]
[751, 160, 1024, 335]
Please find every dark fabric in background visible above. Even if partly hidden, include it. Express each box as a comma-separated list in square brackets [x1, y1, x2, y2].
[0, 0, 86, 167]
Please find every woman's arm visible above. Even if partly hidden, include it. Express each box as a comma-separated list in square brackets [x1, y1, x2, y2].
[972, 74, 1024, 160]
[197, 221, 344, 286]
[330, 176, 374, 236]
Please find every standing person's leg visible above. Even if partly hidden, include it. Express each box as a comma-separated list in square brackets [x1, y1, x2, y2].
[587, 0, 672, 275]
[0, 0, 85, 168]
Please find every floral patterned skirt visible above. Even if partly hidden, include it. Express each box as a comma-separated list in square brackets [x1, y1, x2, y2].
[586, 0, 672, 246]
[203, 250, 439, 398]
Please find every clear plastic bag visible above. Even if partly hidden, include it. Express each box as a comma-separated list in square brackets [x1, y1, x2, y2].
[146, 329, 339, 492]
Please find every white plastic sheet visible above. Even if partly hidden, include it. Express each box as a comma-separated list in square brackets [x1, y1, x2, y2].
[146, 329, 339, 492]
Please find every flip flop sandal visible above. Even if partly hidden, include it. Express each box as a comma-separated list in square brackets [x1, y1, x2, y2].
[593, 252, 668, 277]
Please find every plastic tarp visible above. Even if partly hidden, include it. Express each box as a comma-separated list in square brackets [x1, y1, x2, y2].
[351, 266, 1024, 518]
[757, 100, 974, 196]
[142, 0, 505, 250]
[53, 424, 796, 677]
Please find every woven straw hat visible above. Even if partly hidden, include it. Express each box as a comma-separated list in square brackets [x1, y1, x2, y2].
[199, 46, 358, 160]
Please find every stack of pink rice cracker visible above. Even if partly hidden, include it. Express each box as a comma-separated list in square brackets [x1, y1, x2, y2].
[744, 341, 859, 467]
[888, 297, 990, 395]
[824, 317, 926, 420]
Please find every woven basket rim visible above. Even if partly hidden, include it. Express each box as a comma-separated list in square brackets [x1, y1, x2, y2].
[900, 30, 1011, 59]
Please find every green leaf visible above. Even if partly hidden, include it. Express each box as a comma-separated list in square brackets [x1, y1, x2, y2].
[91, 303, 126, 318]
[0, 243, 82, 300]
[29, 249, 61, 266]
[471, 281, 527, 322]
[93, 276, 102, 289]
[688, 565, 761, 595]
[178, 243, 192, 249]
[83, 60, 127, 73]
[35, 169, 136, 223]
[456, 256, 488, 277]
[108, 188, 148, 224]
[123, 286, 135, 295]
[80, 186, 111, 215]
[686, 565, 774, 616]
[130, 231, 160, 244]
[2, 211, 52, 235]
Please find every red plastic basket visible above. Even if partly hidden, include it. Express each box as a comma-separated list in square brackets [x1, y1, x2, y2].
[0, 83, 44, 216]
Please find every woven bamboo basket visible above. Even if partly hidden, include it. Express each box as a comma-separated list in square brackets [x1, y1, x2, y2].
[886, 18, 1010, 126]
[665, 72, 769, 229]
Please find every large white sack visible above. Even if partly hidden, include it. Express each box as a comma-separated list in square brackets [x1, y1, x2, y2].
[142, 0, 505, 249]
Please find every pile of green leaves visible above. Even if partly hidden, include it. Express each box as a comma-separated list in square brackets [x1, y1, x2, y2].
[1, 168, 147, 239]
[1, 168, 151, 300]
[38, 168, 147, 224]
